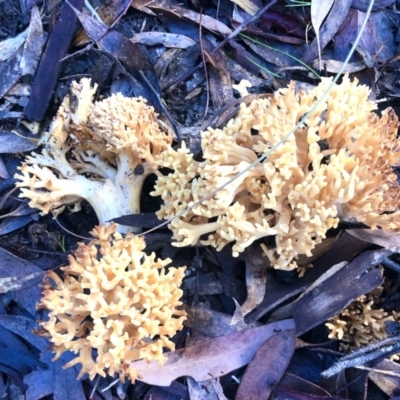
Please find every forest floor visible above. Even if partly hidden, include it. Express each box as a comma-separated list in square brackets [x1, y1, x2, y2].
[1, 0, 400, 399]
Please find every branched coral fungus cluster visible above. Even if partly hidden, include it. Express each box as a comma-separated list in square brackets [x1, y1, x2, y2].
[37, 223, 186, 381]
[15, 79, 172, 232]
[17, 75, 400, 381]
[151, 76, 400, 270]
[326, 286, 400, 353]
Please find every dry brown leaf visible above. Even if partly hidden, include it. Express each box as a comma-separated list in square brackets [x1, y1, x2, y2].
[368, 359, 400, 397]
[303, 0, 352, 62]
[131, 0, 232, 36]
[334, 9, 395, 65]
[235, 328, 296, 399]
[184, 304, 261, 338]
[312, 59, 366, 73]
[187, 377, 228, 400]
[0, 271, 44, 294]
[230, 0, 260, 15]
[245, 231, 370, 323]
[73, 0, 132, 46]
[0, 247, 44, 294]
[240, 246, 268, 316]
[230, 298, 246, 326]
[0, 5, 43, 100]
[0, 29, 28, 62]
[293, 249, 389, 335]
[130, 319, 295, 385]
[276, 372, 334, 396]
[346, 229, 400, 248]
[184, 273, 223, 296]
[0, 131, 38, 153]
[130, 32, 195, 48]
[311, 0, 335, 68]
[198, 36, 234, 111]
[267, 261, 349, 323]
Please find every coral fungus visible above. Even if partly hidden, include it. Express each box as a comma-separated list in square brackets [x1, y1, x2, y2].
[326, 286, 400, 352]
[15, 79, 172, 232]
[37, 223, 186, 381]
[152, 76, 400, 270]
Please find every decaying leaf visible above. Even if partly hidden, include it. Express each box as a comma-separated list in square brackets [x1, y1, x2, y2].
[0, 213, 38, 236]
[73, 0, 132, 46]
[260, 10, 306, 40]
[131, 0, 232, 36]
[334, 9, 395, 64]
[112, 213, 161, 229]
[24, 351, 85, 400]
[235, 328, 296, 399]
[230, 0, 260, 16]
[0, 131, 38, 153]
[243, 37, 302, 68]
[245, 231, 370, 323]
[130, 319, 295, 386]
[159, 45, 201, 91]
[144, 382, 189, 399]
[207, 43, 234, 111]
[0, 28, 28, 63]
[230, 298, 246, 326]
[187, 377, 228, 400]
[312, 59, 366, 73]
[271, 389, 346, 399]
[0, 271, 43, 295]
[293, 249, 389, 335]
[0, 247, 44, 294]
[240, 246, 268, 316]
[0, 315, 48, 352]
[0, 6, 43, 101]
[275, 373, 335, 397]
[131, 32, 195, 48]
[184, 304, 261, 338]
[310, 0, 335, 68]
[183, 272, 223, 296]
[0, 156, 9, 179]
[0, 312, 41, 383]
[303, 0, 352, 62]
[368, 359, 400, 397]
[19, 7, 43, 76]
[267, 261, 349, 323]
[347, 229, 400, 248]
[295, 236, 337, 270]
[154, 48, 181, 78]
[24, 1, 81, 121]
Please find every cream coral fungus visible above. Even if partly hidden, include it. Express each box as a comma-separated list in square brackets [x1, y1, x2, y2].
[37, 223, 186, 382]
[152, 76, 400, 270]
[15, 79, 172, 232]
[326, 287, 400, 352]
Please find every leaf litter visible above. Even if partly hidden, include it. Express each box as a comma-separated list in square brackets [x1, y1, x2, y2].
[1, 0, 400, 398]
[310, 0, 335, 69]
[130, 319, 295, 386]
